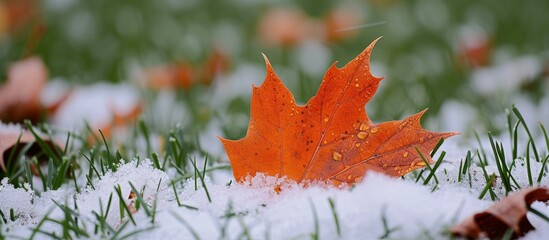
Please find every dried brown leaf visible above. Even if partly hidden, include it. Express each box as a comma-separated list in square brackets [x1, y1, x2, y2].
[451, 187, 549, 239]
[0, 129, 61, 176]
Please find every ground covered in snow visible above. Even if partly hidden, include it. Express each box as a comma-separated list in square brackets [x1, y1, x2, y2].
[2, 148, 549, 240]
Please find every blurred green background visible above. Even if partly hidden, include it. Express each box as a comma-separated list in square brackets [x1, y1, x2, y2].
[1, 0, 548, 139]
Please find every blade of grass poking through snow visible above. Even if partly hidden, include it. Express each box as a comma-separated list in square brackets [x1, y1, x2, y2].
[171, 212, 201, 240]
[220, 200, 235, 239]
[458, 160, 463, 183]
[526, 140, 533, 186]
[501, 143, 521, 189]
[423, 151, 446, 185]
[70, 161, 80, 193]
[51, 200, 90, 238]
[172, 182, 197, 210]
[111, 222, 155, 240]
[527, 205, 549, 223]
[5, 132, 23, 174]
[488, 133, 512, 194]
[156, 178, 162, 192]
[430, 138, 445, 158]
[92, 193, 116, 236]
[53, 156, 73, 190]
[139, 119, 152, 156]
[506, 109, 519, 161]
[512, 121, 519, 161]
[327, 198, 341, 237]
[28, 208, 54, 240]
[63, 132, 71, 155]
[190, 156, 212, 203]
[539, 124, 549, 183]
[32, 156, 48, 191]
[114, 185, 136, 225]
[151, 195, 158, 224]
[151, 152, 161, 170]
[308, 199, 319, 240]
[98, 129, 117, 171]
[169, 133, 187, 175]
[513, 106, 540, 163]
[84, 122, 100, 145]
[24, 121, 61, 164]
[46, 157, 54, 190]
[8, 142, 35, 186]
[98, 194, 115, 235]
[237, 217, 253, 240]
[0, 209, 7, 224]
[478, 174, 496, 199]
[415, 147, 439, 185]
[542, 124, 549, 154]
[474, 131, 488, 166]
[379, 205, 400, 239]
[415, 169, 425, 183]
[82, 150, 101, 180]
[538, 155, 549, 183]
[171, 181, 182, 207]
[23, 158, 33, 189]
[463, 150, 472, 175]
[9, 208, 17, 222]
[116, 150, 124, 165]
[476, 150, 496, 200]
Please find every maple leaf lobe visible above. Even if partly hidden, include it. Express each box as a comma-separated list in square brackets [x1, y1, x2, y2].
[220, 38, 456, 185]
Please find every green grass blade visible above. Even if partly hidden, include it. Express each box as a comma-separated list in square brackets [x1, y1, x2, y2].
[513, 106, 540, 163]
[328, 198, 341, 237]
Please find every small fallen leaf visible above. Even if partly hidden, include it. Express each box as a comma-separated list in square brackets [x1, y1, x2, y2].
[257, 8, 321, 47]
[221, 38, 456, 186]
[141, 63, 194, 90]
[450, 187, 549, 239]
[0, 57, 47, 123]
[199, 48, 230, 85]
[324, 5, 364, 42]
[0, 127, 61, 176]
[458, 27, 491, 68]
[140, 49, 230, 90]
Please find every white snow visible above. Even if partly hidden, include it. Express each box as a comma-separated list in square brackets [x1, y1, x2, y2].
[2, 157, 548, 239]
[51, 83, 140, 131]
[471, 55, 542, 96]
[0, 122, 23, 134]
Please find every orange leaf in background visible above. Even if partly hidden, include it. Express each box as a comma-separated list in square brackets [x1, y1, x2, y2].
[324, 5, 364, 42]
[257, 8, 321, 47]
[0, 57, 47, 123]
[0, 0, 38, 34]
[141, 63, 194, 90]
[221, 39, 456, 185]
[451, 187, 549, 239]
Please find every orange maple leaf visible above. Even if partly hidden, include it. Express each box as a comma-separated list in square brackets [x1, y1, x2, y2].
[220, 38, 456, 185]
